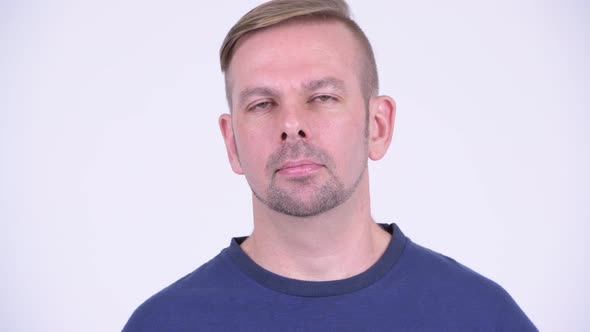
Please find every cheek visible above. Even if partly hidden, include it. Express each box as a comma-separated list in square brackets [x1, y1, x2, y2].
[234, 124, 274, 173]
[316, 104, 367, 138]
[315, 116, 368, 163]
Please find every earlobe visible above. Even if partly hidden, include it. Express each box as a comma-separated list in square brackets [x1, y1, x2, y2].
[219, 114, 244, 174]
[368, 96, 396, 161]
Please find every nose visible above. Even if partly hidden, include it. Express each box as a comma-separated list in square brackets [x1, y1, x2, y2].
[281, 130, 306, 141]
[279, 107, 308, 142]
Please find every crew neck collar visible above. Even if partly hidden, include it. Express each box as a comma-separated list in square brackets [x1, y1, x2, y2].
[226, 223, 407, 297]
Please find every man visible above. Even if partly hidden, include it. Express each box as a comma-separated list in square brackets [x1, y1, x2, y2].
[123, 0, 536, 330]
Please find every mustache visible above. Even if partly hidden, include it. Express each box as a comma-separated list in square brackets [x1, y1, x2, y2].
[265, 141, 334, 175]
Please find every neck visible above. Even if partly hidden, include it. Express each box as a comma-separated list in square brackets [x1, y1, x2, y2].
[241, 173, 391, 281]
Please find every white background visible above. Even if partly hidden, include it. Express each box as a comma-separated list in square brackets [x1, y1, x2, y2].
[1, 0, 588, 331]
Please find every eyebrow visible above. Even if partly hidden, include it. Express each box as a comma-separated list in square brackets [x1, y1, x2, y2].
[236, 77, 346, 108]
[238, 87, 280, 108]
[302, 77, 346, 93]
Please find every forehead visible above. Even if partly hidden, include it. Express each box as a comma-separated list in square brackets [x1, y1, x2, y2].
[226, 20, 363, 100]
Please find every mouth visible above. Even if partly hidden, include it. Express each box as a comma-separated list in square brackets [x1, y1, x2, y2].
[276, 160, 323, 177]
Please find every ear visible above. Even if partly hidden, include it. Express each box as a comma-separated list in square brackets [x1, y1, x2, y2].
[219, 113, 244, 174]
[368, 96, 396, 161]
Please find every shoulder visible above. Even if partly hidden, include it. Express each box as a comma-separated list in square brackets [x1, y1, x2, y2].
[401, 239, 502, 291]
[122, 248, 241, 332]
[393, 239, 537, 330]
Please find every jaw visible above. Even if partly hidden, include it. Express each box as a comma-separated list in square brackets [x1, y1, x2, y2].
[251, 162, 369, 220]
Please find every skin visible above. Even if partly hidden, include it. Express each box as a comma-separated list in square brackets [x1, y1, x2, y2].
[219, 20, 396, 281]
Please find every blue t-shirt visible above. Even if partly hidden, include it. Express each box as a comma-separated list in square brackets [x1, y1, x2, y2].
[123, 224, 536, 331]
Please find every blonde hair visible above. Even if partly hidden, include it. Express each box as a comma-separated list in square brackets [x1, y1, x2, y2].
[220, 0, 379, 101]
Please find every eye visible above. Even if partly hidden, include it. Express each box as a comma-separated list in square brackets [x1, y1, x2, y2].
[312, 95, 338, 103]
[248, 100, 275, 112]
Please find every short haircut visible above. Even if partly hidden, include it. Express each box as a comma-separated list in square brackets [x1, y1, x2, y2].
[219, 0, 379, 103]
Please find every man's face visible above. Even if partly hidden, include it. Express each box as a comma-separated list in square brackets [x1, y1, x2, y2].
[221, 20, 371, 217]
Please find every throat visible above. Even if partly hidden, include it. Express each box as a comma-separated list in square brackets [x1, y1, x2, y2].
[240, 220, 391, 281]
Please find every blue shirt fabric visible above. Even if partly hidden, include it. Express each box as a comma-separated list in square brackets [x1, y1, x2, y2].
[123, 224, 536, 331]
